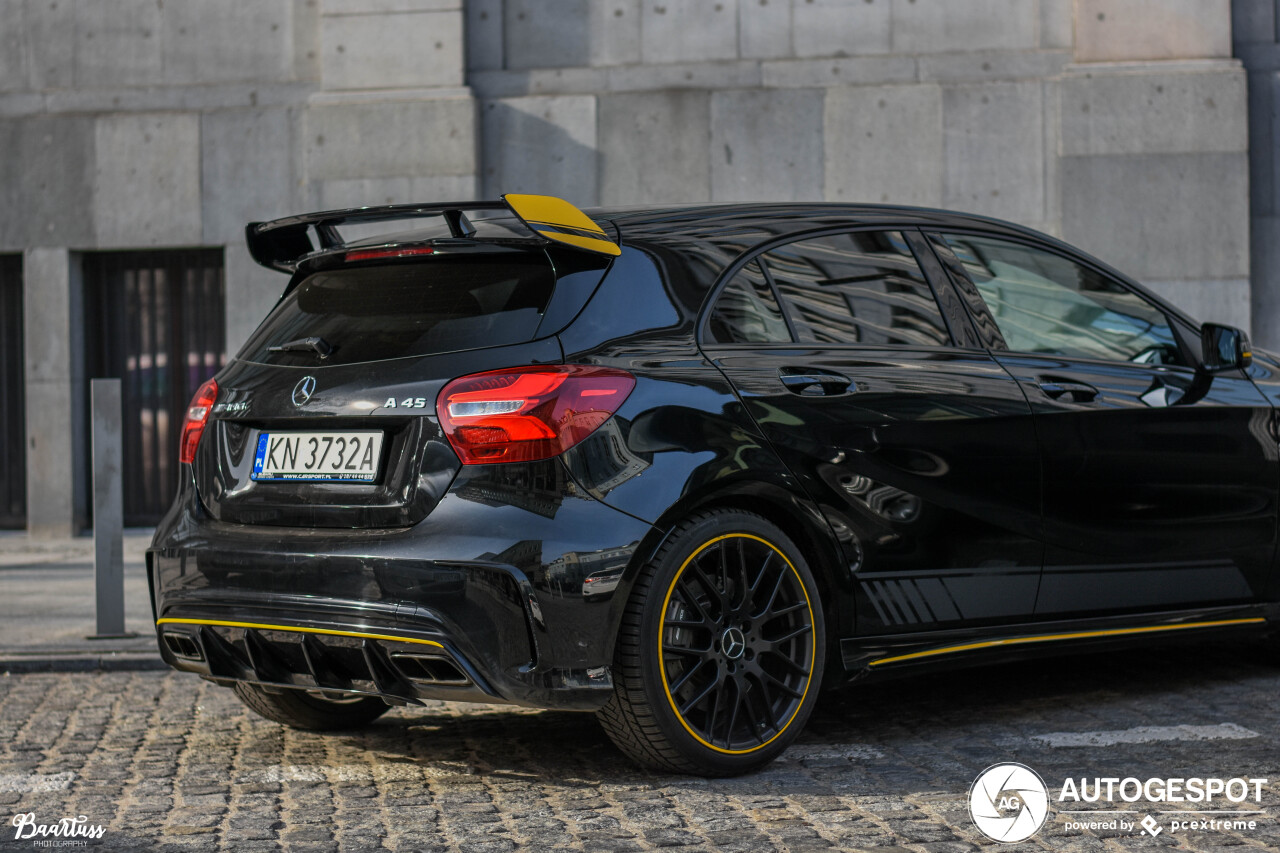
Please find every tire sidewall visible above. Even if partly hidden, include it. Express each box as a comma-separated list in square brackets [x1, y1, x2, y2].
[636, 510, 826, 774]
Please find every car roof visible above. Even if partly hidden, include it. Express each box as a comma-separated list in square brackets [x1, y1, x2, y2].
[589, 202, 1052, 248]
[340, 202, 1046, 252]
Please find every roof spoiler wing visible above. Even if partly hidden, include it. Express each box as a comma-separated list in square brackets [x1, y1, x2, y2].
[245, 194, 620, 273]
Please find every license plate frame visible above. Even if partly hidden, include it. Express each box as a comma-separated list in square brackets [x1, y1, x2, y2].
[251, 431, 385, 482]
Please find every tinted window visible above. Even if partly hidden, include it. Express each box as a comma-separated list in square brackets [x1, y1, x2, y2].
[941, 234, 1181, 364]
[240, 256, 555, 366]
[764, 231, 950, 347]
[706, 260, 791, 344]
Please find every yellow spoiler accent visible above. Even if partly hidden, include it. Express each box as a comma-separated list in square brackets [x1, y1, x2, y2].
[503, 193, 621, 257]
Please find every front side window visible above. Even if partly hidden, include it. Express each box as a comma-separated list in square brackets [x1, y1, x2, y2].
[762, 231, 951, 347]
[939, 233, 1180, 364]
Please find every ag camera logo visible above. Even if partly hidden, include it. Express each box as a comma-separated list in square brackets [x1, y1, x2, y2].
[969, 763, 1050, 843]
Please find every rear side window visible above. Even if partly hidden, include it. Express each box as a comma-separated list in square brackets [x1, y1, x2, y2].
[240, 256, 555, 365]
[763, 231, 951, 347]
[706, 260, 791, 344]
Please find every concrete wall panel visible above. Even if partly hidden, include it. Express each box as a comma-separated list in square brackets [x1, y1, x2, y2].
[590, 0, 642, 67]
[325, 0, 461, 12]
[1251, 215, 1280, 346]
[792, 0, 891, 58]
[480, 95, 598, 205]
[73, 0, 163, 88]
[304, 97, 476, 180]
[201, 108, 303, 245]
[890, 0, 1038, 53]
[762, 55, 917, 88]
[942, 81, 1044, 224]
[1060, 152, 1249, 281]
[93, 113, 202, 248]
[1233, 0, 1276, 43]
[824, 84, 943, 206]
[641, 1, 739, 65]
[606, 60, 762, 92]
[916, 49, 1071, 83]
[1143, 277, 1251, 330]
[1061, 66, 1247, 156]
[599, 90, 710, 204]
[0, 0, 28, 92]
[292, 0, 322, 81]
[22, 0, 76, 90]
[321, 10, 464, 89]
[23, 248, 75, 538]
[161, 0, 293, 86]
[1074, 0, 1232, 62]
[1040, 0, 1075, 49]
[740, 0, 793, 60]
[710, 89, 823, 202]
[0, 116, 96, 250]
[504, 0, 639, 70]
[505, 0, 593, 70]
[316, 175, 478, 209]
[466, 0, 505, 70]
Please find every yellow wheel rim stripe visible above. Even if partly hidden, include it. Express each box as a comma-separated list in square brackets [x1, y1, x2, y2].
[658, 533, 816, 756]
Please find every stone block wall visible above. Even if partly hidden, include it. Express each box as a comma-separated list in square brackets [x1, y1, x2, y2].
[1234, 0, 1280, 349]
[469, 0, 1250, 334]
[0, 0, 1257, 533]
[0, 0, 476, 534]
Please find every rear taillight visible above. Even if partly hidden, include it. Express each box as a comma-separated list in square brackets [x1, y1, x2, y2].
[179, 378, 218, 464]
[437, 366, 635, 464]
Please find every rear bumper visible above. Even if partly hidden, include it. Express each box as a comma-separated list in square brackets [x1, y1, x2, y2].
[149, 460, 656, 710]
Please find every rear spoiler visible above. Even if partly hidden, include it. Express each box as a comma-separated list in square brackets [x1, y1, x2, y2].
[245, 193, 621, 273]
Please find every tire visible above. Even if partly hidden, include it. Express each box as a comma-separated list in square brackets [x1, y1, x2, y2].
[598, 508, 826, 776]
[233, 683, 390, 731]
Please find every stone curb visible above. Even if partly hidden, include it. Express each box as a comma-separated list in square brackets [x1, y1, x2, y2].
[0, 652, 167, 674]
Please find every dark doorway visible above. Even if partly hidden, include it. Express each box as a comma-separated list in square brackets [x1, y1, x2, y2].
[0, 254, 24, 529]
[83, 250, 226, 526]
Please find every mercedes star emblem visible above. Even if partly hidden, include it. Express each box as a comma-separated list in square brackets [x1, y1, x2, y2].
[292, 376, 317, 408]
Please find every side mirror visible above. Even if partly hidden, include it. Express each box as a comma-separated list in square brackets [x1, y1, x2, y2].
[1201, 323, 1252, 372]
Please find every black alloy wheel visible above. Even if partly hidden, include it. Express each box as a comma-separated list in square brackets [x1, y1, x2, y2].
[598, 509, 826, 776]
[661, 533, 815, 751]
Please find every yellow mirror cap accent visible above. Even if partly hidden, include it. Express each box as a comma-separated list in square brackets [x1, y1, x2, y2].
[503, 193, 621, 256]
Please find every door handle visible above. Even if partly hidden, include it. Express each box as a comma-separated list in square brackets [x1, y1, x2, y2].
[1038, 380, 1099, 403]
[778, 368, 852, 396]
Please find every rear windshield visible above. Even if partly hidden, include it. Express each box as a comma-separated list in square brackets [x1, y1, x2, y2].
[239, 256, 556, 365]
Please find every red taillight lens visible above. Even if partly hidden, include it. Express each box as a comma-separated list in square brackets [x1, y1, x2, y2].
[437, 366, 636, 464]
[179, 378, 218, 464]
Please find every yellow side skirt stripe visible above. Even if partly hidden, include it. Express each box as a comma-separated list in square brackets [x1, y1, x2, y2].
[868, 617, 1266, 667]
[155, 617, 445, 649]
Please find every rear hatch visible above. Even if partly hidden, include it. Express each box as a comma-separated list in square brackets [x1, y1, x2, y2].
[195, 243, 610, 527]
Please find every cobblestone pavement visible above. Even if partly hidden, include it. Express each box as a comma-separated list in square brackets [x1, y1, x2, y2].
[3, 642, 1280, 852]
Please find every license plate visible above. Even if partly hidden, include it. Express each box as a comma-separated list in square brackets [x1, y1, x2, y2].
[252, 431, 384, 482]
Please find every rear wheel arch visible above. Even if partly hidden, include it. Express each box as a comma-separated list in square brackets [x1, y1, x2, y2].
[596, 506, 828, 774]
[602, 481, 853, 678]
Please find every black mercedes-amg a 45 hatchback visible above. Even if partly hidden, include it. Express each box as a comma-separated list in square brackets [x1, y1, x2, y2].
[149, 194, 1280, 775]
